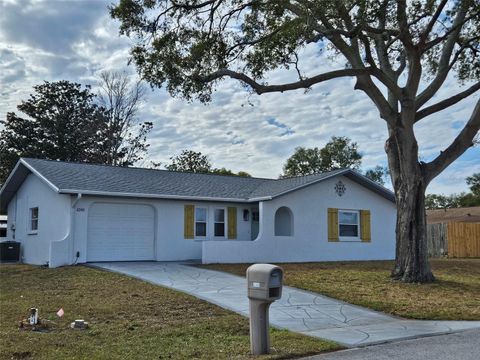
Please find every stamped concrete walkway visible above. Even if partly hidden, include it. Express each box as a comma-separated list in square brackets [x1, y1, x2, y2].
[90, 262, 480, 347]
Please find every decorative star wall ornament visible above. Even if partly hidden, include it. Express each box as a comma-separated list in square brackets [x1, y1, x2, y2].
[335, 181, 346, 196]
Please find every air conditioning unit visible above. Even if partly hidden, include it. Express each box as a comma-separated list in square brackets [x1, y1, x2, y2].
[0, 241, 21, 262]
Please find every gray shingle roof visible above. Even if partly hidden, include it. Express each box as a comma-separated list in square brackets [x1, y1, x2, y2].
[1, 158, 394, 208]
[249, 169, 347, 198]
[22, 158, 271, 200]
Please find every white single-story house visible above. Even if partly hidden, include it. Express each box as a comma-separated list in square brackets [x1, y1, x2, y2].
[0, 158, 396, 267]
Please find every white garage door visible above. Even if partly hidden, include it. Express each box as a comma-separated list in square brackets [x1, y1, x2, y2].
[87, 203, 155, 262]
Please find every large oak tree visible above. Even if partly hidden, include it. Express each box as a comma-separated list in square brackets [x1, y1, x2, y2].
[111, 0, 480, 282]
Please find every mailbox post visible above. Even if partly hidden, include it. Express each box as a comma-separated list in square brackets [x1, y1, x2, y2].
[246, 264, 283, 355]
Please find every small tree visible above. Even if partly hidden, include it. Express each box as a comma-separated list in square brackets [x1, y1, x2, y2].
[166, 150, 252, 175]
[282, 147, 323, 177]
[96, 71, 152, 166]
[111, 0, 480, 282]
[364, 166, 389, 186]
[319, 136, 362, 171]
[283, 137, 385, 184]
[211, 167, 252, 177]
[425, 193, 459, 209]
[237, 171, 252, 177]
[426, 173, 480, 208]
[466, 173, 480, 196]
[283, 137, 361, 176]
[166, 150, 212, 173]
[0, 81, 106, 184]
[457, 192, 480, 207]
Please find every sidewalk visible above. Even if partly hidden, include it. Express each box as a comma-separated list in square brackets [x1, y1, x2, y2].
[90, 262, 480, 347]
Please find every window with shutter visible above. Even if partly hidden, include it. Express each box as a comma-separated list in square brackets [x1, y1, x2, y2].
[228, 207, 237, 239]
[184, 205, 194, 239]
[360, 210, 371, 242]
[327, 208, 339, 241]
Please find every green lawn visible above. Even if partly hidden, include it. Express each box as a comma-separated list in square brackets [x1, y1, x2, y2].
[0, 265, 340, 360]
[202, 259, 480, 320]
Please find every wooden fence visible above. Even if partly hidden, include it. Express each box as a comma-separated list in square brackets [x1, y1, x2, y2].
[427, 222, 480, 258]
[447, 222, 480, 258]
[427, 223, 448, 257]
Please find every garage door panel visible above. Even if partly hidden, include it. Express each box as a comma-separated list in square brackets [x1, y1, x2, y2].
[87, 203, 155, 262]
[89, 203, 154, 218]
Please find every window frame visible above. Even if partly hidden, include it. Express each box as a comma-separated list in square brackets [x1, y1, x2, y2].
[251, 210, 260, 222]
[194, 207, 208, 238]
[213, 208, 226, 238]
[29, 207, 39, 234]
[243, 209, 250, 222]
[338, 209, 360, 242]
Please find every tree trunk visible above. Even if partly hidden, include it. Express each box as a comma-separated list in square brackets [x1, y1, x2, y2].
[386, 124, 435, 283]
[391, 172, 434, 282]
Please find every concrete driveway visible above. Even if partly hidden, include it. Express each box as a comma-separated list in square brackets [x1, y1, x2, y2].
[89, 262, 480, 347]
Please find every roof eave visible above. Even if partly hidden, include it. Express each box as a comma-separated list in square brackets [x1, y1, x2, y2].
[0, 160, 23, 196]
[262, 169, 395, 203]
[0, 159, 61, 212]
[248, 196, 272, 202]
[266, 169, 351, 201]
[58, 189, 254, 203]
[19, 159, 60, 192]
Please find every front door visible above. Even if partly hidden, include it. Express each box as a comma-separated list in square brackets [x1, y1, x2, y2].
[251, 209, 259, 240]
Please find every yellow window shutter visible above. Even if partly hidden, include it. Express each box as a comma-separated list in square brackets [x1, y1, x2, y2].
[360, 210, 371, 242]
[184, 205, 195, 239]
[328, 208, 339, 241]
[228, 207, 237, 240]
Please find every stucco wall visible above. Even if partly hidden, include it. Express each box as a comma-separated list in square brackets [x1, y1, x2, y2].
[71, 197, 255, 264]
[6, 174, 71, 265]
[202, 175, 396, 263]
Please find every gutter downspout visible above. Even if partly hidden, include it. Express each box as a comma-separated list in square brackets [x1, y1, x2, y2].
[13, 194, 18, 241]
[72, 193, 82, 208]
[70, 193, 82, 263]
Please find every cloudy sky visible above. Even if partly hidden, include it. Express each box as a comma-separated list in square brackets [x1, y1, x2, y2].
[0, 0, 478, 195]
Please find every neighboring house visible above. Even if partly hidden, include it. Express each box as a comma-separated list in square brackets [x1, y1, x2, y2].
[0, 158, 396, 268]
[0, 215, 7, 238]
[427, 206, 480, 224]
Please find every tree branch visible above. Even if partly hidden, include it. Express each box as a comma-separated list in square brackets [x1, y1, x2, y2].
[422, 11, 480, 52]
[353, 76, 397, 124]
[171, 0, 217, 11]
[419, 0, 449, 45]
[372, 0, 394, 73]
[194, 68, 374, 94]
[396, 0, 422, 97]
[297, 0, 399, 123]
[416, 81, 480, 122]
[425, 99, 480, 183]
[416, 2, 469, 109]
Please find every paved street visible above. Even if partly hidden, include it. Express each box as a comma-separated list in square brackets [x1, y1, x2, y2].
[303, 328, 480, 360]
[90, 262, 480, 347]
